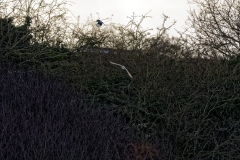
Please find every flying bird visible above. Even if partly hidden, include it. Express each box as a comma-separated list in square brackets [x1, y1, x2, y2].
[110, 61, 133, 78]
[96, 20, 104, 27]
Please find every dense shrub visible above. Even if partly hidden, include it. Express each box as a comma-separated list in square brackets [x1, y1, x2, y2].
[0, 16, 32, 53]
[59, 53, 240, 159]
[1, 0, 240, 158]
[0, 61, 166, 160]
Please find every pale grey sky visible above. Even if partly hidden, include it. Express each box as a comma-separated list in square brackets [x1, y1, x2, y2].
[67, 0, 192, 36]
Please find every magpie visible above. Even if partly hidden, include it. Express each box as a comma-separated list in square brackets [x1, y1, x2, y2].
[96, 20, 104, 27]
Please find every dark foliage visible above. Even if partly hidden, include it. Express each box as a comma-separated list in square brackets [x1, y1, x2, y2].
[59, 52, 240, 159]
[0, 61, 165, 160]
[0, 16, 32, 53]
[1, 1, 240, 158]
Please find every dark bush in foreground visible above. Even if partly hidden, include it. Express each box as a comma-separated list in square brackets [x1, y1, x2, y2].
[59, 53, 240, 159]
[0, 61, 166, 160]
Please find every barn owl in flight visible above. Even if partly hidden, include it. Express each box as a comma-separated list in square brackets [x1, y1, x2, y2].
[110, 61, 133, 78]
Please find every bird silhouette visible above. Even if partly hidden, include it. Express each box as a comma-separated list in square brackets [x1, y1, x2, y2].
[96, 20, 104, 27]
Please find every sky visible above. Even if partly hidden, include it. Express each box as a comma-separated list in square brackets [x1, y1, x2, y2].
[67, 0, 192, 37]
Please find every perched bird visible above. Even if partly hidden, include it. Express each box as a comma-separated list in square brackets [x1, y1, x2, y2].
[96, 20, 104, 27]
[110, 61, 133, 78]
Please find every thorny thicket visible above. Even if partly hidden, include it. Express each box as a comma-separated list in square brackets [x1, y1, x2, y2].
[1, 0, 240, 159]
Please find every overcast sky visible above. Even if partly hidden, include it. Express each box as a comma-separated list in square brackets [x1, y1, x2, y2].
[67, 0, 192, 37]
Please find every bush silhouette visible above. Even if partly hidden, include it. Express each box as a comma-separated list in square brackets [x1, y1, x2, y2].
[0, 16, 32, 53]
[0, 61, 165, 159]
